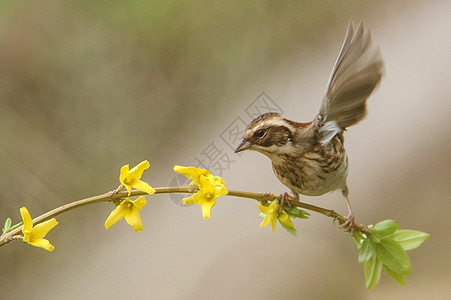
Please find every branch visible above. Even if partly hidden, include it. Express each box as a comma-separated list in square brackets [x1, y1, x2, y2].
[0, 186, 366, 247]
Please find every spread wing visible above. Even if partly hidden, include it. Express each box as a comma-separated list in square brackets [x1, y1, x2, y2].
[315, 21, 384, 135]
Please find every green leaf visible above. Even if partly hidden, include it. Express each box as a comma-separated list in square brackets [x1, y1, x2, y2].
[4, 218, 12, 229]
[364, 255, 382, 289]
[3, 218, 12, 234]
[375, 238, 411, 275]
[8, 222, 23, 232]
[283, 206, 310, 219]
[389, 230, 430, 251]
[383, 264, 405, 286]
[373, 220, 399, 236]
[279, 220, 297, 237]
[2, 219, 22, 234]
[359, 239, 375, 264]
[352, 231, 366, 248]
[369, 230, 381, 243]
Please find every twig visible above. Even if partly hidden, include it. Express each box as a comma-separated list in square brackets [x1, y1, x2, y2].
[0, 186, 367, 247]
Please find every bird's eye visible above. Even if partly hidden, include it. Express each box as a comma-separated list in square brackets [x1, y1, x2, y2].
[255, 129, 266, 138]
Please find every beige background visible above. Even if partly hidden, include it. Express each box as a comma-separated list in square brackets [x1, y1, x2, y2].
[1, 1, 450, 299]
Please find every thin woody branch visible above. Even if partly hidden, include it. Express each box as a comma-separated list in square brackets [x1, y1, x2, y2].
[0, 186, 367, 247]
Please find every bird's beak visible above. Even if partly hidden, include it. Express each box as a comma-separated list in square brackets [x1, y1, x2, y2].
[235, 140, 251, 153]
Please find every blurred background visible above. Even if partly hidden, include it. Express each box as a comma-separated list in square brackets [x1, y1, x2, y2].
[1, 0, 450, 299]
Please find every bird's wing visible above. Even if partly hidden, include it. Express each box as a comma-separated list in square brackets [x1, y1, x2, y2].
[315, 21, 384, 135]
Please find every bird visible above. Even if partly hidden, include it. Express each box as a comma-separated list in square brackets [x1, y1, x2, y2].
[235, 21, 384, 232]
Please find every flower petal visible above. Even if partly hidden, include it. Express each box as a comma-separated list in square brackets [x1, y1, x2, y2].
[260, 215, 271, 228]
[20, 207, 33, 232]
[199, 175, 214, 194]
[279, 212, 294, 228]
[128, 160, 150, 180]
[173, 165, 211, 184]
[214, 186, 228, 198]
[208, 175, 226, 187]
[132, 196, 147, 210]
[270, 216, 277, 232]
[269, 200, 279, 211]
[173, 165, 196, 180]
[173, 165, 198, 181]
[257, 203, 271, 214]
[259, 200, 278, 213]
[131, 179, 156, 195]
[120, 164, 130, 184]
[183, 193, 200, 205]
[124, 206, 143, 232]
[124, 185, 133, 196]
[201, 200, 216, 220]
[31, 218, 58, 239]
[257, 200, 280, 232]
[29, 238, 55, 252]
[23, 230, 32, 243]
[105, 204, 127, 229]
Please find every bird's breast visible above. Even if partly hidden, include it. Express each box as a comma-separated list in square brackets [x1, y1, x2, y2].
[270, 141, 348, 196]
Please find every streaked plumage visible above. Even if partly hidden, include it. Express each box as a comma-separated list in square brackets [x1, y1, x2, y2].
[235, 22, 384, 231]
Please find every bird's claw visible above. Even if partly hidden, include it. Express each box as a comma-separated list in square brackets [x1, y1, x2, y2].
[278, 192, 295, 216]
[340, 213, 356, 234]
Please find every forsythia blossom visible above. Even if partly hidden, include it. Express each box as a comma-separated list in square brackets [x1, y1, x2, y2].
[174, 166, 227, 219]
[257, 200, 296, 235]
[20, 207, 58, 252]
[120, 160, 156, 196]
[173, 165, 225, 187]
[105, 196, 147, 232]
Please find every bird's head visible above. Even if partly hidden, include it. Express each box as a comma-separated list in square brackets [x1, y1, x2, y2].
[235, 112, 296, 157]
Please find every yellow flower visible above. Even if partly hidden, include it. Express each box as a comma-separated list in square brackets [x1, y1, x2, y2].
[173, 165, 225, 187]
[257, 200, 279, 232]
[278, 212, 297, 236]
[257, 200, 296, 235]
[120, 160, 156, 196]
[105, 196, 147, 232]
[174, 166, 228, 219]
[183, 175, 228, 219]
[20, 207, 58, 252]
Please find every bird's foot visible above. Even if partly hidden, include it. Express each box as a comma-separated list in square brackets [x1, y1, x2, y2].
[340, 212, 356, 234]
[278, 192, 295, 216]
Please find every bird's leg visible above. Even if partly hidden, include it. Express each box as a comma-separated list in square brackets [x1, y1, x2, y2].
[278, 191, 298, 215]
[340, 188, 355, 233]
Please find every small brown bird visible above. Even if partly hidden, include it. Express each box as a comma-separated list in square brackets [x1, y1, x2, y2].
[235, 22, 383, 231]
